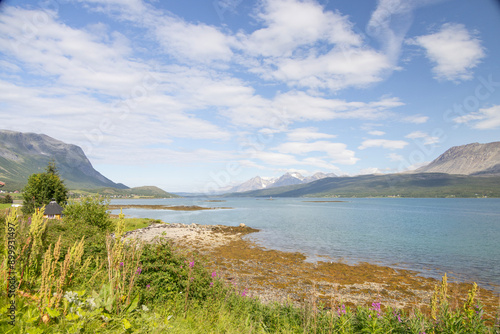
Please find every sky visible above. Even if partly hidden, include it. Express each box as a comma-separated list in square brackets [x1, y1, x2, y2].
[0, 0, 499, 193]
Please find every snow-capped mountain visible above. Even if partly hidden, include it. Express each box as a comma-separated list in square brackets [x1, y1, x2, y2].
[227, 172, 337, 193]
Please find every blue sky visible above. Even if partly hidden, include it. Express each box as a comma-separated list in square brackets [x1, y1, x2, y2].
[1, 0, 499, 192]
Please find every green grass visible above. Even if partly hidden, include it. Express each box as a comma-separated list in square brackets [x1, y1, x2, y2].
[1, 211, 499, 333]
[0, 203, 12, 210]
[111, 217, 162, 233]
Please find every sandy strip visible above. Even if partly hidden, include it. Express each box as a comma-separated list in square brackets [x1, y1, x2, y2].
[124, 223, 252, 248]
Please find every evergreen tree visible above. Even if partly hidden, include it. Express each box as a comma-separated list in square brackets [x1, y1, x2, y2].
[22, 161, 68, 214]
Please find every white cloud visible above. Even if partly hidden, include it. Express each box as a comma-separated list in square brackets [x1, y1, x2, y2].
[358, 139, 408, 150]
[410, 23, 485, 81]
[153, 19, 234, 63]
[367, 0, 444, 63]
[273, 141, 358, 164]
[243, 0, 361, 58]
[405, 131, 439, 145]
[402, 115, 429, 124]
[238, 0, 393, 91]
[368, 130, 385, 136]
[286, 128, 336, 141]
[453, 105, 500, 129]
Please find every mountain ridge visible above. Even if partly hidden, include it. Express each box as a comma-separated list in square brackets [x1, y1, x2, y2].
[415, 141, 500, 175]
[0, 129, 127, 190]
[227, 171, 338, 193]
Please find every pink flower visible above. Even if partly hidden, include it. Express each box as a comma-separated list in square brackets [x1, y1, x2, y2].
[136, 267, 142, 274]
[210, 282, 214, 287]
[211, 271, 217, 278]
[120, 262, 124, 267]
[189, 261, 195, 268]
[146, 284, 150, 289]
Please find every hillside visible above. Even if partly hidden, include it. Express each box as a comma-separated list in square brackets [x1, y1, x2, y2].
[0, 129, 127, 191]
[415, 142, 500, 175]
[74, 186, 180, 198]
[228, 173, 500, 198]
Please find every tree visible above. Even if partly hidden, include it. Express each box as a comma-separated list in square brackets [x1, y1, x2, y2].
[22, 161, 68, 214]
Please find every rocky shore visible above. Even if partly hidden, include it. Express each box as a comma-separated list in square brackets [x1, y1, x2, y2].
[124, 222, 499, 318]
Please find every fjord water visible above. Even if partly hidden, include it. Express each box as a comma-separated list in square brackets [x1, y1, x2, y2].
[111, 197, 500, 289]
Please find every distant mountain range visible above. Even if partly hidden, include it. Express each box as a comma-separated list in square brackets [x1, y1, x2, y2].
[225, 141, 500, 198]
[226, 172, 338, 193]
[0, 130, 177, 198]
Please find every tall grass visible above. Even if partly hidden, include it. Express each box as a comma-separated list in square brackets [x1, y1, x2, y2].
[0, 209, 499, 333]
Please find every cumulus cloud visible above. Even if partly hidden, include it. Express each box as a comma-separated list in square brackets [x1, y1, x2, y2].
[405, 131, 440, 145]
[368, 130, 386, 136]
[238, 0, 393, 91]
[286, 127, 336, 141]
[402, 115, 429, 124]
[358, 139, 408, 150]
[273, 141, 358, 165]
[453, 105, 500, 129]
[410, 23, 485, 81]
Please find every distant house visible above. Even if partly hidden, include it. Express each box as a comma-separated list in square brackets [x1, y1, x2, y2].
[0, 181, 5, 188]
[43, 199, 64, 220]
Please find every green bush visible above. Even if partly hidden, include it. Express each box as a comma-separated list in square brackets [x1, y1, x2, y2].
[63, 196, 113, 230]
[135, 240, 219, 305]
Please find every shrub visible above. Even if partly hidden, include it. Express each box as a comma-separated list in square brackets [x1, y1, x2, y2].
[63, 196, 112, 231]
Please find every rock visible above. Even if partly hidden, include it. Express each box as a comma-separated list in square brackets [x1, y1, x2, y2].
[239, 223, 246, 228]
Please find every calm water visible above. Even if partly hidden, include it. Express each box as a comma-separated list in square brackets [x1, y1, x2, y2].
[111, 197, 500, 290]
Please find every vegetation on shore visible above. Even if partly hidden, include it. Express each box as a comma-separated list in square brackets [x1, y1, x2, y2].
[1, 198, 499, 333]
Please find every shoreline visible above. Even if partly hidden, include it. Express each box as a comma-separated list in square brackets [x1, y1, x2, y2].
[125, 222, 499, 318]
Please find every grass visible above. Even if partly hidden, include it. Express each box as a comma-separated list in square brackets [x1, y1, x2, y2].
[1, 208, 499, 333]
[110, 217, 162, 233]
[0, 203, 12, 210]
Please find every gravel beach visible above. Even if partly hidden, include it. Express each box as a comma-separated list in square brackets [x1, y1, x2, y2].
[124, 222, 499, 318]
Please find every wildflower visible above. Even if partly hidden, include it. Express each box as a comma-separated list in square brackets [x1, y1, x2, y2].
[210, 282, 214, 287]
[120, 262, 124, 267]
[337, 304, 346, 316]
[241, 289, 248, 297]
[146, 284, 150, 289]
[142, 304, 149, 312]
[211, 271, 217, 278]
[136, 267, 142, 274]
[370, 302, 382, 318]
[189, 261, 195, 268]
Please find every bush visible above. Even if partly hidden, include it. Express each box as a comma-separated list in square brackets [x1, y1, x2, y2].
[63, 196, 113, 231]
[0, 195, 13, 204]
[135, 240, 219, 305]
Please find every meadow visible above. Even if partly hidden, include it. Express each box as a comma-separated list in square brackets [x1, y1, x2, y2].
[1, 205, 499, 333]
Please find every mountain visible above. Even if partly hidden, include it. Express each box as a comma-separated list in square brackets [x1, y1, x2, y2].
[229, 173, 500, 198]
[228, 176, 275, 193]
[415, 142, 500, 175]
[227, 172, 337, 193]
[0, 129, 128, 190]
[227, 142, 500, 198]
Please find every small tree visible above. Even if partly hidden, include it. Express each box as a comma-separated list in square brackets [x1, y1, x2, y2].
[22, 161, 68, 214]
[63, 196, 112, 231]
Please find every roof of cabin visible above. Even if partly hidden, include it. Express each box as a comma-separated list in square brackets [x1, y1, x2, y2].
[44, 200, 64, 215]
